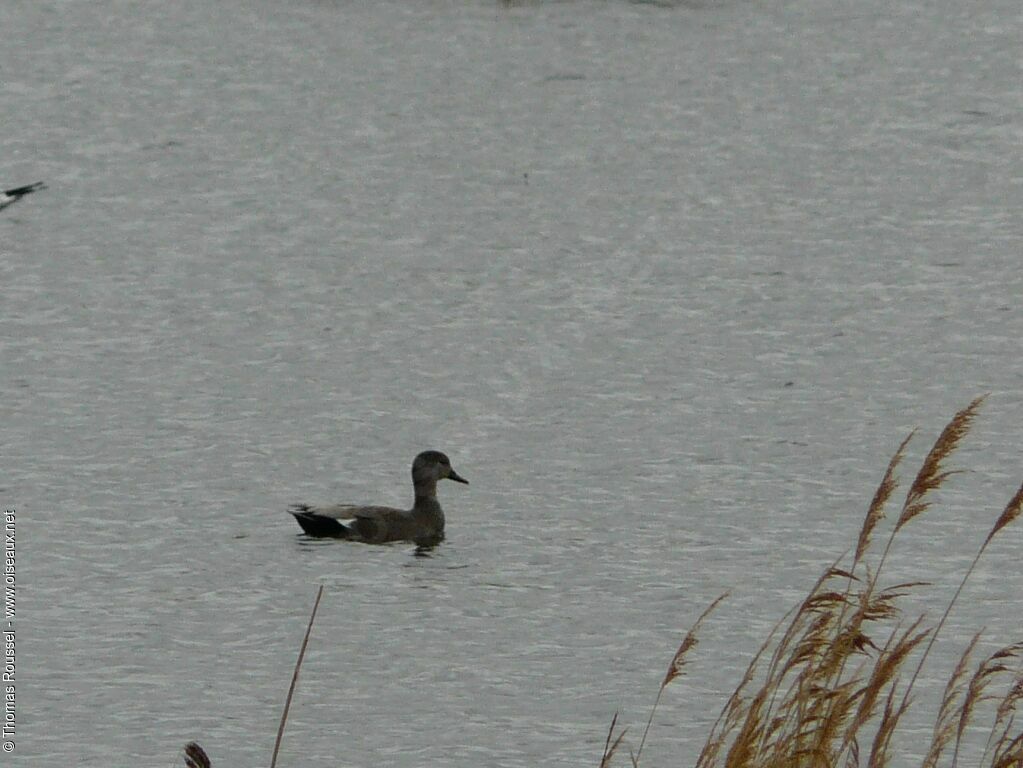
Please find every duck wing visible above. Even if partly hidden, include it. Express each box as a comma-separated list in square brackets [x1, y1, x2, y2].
[287, 503, 409, 542]
[288, 505, 352, 538]
[289, 503, 406, 521]
[288, 502, 360, 519]
[343, 507, 416, 543]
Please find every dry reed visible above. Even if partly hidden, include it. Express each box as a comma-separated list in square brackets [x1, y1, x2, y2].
[603, 399, 1023, 768]
[271, 584, 325, 768]
[182, 584, 325, 768]
[601, 712, 628, 768]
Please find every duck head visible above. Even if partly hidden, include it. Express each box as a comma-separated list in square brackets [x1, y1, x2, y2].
[412, 450, 469, 486]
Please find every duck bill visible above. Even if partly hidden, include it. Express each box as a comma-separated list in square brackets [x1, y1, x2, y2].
[448, 469, 469, 485]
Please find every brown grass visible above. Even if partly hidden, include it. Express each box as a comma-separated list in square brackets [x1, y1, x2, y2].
[603, 399, 1023, 768]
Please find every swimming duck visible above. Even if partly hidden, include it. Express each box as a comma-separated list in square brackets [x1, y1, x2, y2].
[0, 182, 45, 212]
[288, 450, 468, 545]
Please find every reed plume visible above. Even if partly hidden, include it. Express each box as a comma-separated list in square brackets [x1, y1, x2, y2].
[602, 398, 1023, 768]
[632, 592, 729, 764]
[855, 431, 913, 565]
[183, 742, 211, 768]
[896, 395, 985, 533]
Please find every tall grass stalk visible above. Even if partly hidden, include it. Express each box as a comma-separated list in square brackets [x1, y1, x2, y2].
[631, 593, 729, 765]
[271, 584, 325, 768]
[184, 584, 325, 768]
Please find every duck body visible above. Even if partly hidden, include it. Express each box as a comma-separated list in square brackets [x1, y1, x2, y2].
[289, 451, 467, 546]
[289, 499, 445, 544]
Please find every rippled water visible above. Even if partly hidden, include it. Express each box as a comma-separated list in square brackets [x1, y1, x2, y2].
[4, 0, 1022, 766]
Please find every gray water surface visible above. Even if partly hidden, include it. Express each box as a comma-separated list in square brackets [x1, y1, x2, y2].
[4, 0, 1022, 766]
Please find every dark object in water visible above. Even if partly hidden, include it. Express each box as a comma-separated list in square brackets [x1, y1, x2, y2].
[0, 182, 45, 211]
[183, 742, 211, 768]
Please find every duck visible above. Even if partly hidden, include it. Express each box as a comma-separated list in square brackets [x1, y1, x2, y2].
[288, 450, 468, 546]
[0, 182, 45, 212]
